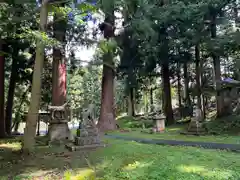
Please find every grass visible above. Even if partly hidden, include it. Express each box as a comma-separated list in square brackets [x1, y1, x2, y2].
[110, 125, 240, 144]
[113, 116, 240, 145]
[0, 137, 240, 179]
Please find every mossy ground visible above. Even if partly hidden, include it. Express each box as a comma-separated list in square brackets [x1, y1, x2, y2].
[0, 136, 240, 179]
[113, 116, 240, 144]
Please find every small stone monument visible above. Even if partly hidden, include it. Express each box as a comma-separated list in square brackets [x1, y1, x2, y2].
[66, 105, 104, 151]
[48, 102, 73, 143]
[152, 113, 166, 133]
[183, 108, 205, 135]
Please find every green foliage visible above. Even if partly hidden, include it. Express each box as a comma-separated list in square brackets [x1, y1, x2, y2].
[205, 116, 240, 135]
[95, 139, 240, 180]
[117, 116, 154, 129]
[68, 65, 102, 114]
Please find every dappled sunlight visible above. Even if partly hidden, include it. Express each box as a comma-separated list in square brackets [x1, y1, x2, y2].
[17, 169, 57, 179]
[111, 128, 240, 144]
[64, 168, 95, 180]
[177, 165, 234, 179]
[123, 160, 153, 171]
[116, 113, 128, 120]
[166, 127, 182, 132]
[0, 142, 21, 151]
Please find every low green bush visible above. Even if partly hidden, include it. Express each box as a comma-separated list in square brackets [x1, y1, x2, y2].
[117, 116, 154, 129]
[204, 115, 240, 135]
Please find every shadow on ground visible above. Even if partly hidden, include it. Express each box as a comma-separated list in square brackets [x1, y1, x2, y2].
[0, 137, 102, 179]
[0, 137, 240, 180]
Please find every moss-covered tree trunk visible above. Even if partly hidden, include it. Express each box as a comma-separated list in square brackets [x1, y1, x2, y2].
[22, 0, 48, 153]
[0, 41, 6, 138]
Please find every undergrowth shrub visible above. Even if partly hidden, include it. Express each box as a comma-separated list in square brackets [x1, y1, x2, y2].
[117, 116, 153, 129]
[204, 115, 240, 135]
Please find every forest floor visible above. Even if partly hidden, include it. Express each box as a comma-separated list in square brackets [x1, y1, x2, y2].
[109, 125, 240, 145]
[113, 115, 240, 145]
[0, 137, 240, 180]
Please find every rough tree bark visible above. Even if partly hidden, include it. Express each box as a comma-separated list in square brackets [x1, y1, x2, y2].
[127, 88, 135, 116]
[199, 48, 206, 118]
[98, 3, 116, 131]
[22, 0, 48, 153]
[12, 86, 30, 132]
[162, 63, 174, 125]
[210, 12, 224, 117]
[5, 49, 19, 135]
[52, 3, 67, 106]
[0, 41, 6, 138]
[183, 61, 191, 108]
[195, 44, 203, 121]
[177, 62, 182, 116]
[150, 88, 154, 112]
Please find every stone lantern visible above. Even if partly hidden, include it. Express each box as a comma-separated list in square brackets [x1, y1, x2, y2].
[48, 102, 72, 143]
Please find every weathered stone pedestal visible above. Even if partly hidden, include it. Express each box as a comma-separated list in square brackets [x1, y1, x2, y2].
[152, 114, 166, 133]
[182, 108, 205, 135]
[74, 125, 101, 146]
[66, 106, 104, 151]
[48, 103, 72, 143]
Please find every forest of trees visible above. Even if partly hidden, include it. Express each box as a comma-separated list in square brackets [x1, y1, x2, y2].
[0, 0, 240, 153]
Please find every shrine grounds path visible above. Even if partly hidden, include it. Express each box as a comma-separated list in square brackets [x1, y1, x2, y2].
[105, 134, 240, 152]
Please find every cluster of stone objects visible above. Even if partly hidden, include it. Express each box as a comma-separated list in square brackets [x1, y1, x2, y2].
[74, 108, 101, 147]
[66, 105, 104, 151]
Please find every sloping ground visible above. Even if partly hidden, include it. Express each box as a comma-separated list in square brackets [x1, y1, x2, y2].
[109, 128, 240, 145]
[0, 138, 240, 179]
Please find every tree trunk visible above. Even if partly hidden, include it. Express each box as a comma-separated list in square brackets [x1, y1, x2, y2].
[150, 88, 154, 112]
[162, 63, 174, 125]
[127, 88, 135, 116]
[200, 48, 206, 119]
[0, 42, 6, 138]
[177, 62, 182, 116]
[12, 85, 30, 132]
[52, 3, 67, 106]
[195, 44, 203, 121]
[5, 51, 19, 135]
[210, 13, 224, 117]
[98, 62, 116, 131]
[183, 61, 191, 108]
[98, 4, 116, 132]
[22, 1, 48, 153]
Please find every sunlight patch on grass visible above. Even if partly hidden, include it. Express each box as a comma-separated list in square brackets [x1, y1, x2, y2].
[64, 168, 95, 180]
[123, 161, 152, 170]
[0, 142, 21, 150]
[0, 138, 240, 179]
[177, 165, 234, 179]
